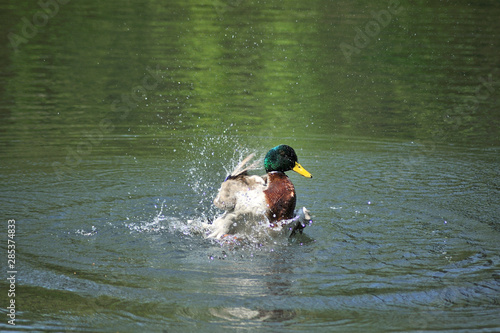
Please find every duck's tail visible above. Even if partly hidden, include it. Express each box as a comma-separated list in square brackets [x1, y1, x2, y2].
[225, 153, 261, 180]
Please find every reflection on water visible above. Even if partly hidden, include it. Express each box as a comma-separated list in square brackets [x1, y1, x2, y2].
[1, 0, 499, 156]
[1, 0, 499, 332]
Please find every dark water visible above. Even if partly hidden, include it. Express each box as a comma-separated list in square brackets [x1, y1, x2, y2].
[1, 1, 499, 332]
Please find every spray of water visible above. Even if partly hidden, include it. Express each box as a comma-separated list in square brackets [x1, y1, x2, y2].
[125, 132, 265, 241]
[123, 132, 311, 248]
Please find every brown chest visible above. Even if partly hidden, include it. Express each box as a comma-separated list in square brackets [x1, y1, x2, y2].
[263, 172, 297, 222]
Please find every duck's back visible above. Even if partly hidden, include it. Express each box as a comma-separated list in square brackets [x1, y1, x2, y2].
[213, 174, 266, 212]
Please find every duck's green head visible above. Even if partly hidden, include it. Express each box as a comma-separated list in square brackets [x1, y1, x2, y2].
[264, 145, 312, 178]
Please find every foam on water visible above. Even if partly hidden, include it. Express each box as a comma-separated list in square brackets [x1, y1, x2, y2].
[123, 202, 310, 249]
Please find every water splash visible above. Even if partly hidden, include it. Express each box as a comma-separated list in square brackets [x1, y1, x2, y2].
[183, 133, 264, 218]
[124, 200, 207, 236]
[75, 225, 98, 236]
[124, 134, 311, 247]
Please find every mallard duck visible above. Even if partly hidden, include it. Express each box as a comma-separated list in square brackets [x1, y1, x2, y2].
[205, 145, 313, 239]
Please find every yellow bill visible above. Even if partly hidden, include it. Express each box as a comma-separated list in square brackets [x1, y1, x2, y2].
[293, 162, 313, 178]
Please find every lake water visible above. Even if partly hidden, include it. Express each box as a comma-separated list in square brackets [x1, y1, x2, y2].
[1, 1, 499, 332]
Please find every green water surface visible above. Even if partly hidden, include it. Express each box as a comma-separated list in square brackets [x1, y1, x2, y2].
[0, 1, 499, 332]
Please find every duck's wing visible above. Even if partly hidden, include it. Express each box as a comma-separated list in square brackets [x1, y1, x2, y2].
[226, 153, 261, 179]
[214, 153, 266, 211]
[214, 173, 266, 210]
